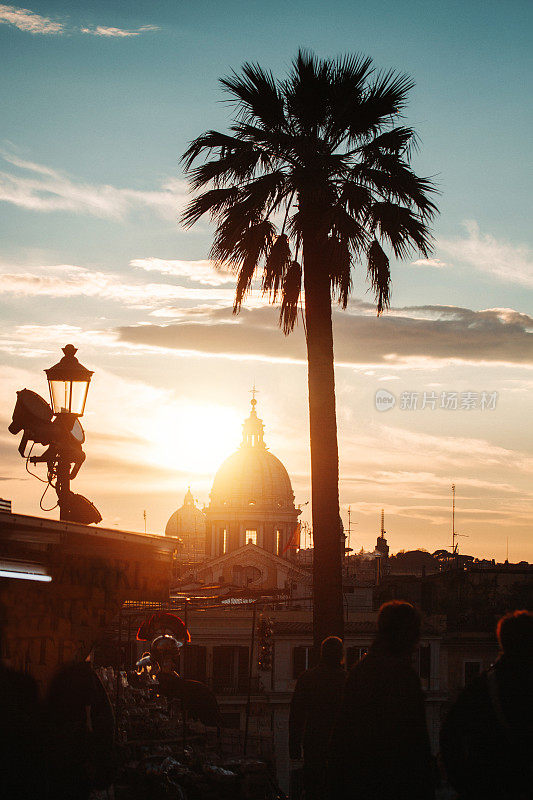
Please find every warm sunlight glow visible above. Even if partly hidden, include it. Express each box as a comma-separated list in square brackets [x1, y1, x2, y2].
[143, 401, 242, 475]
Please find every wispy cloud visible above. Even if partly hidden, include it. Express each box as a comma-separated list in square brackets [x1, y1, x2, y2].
[439, 220, 533, 288]
[80, 24, 159, 38]
[0, 3, 63, 34]
[0, 263, 238, 307]
[2, 257, 531, 367]
[411, 257, 447, 268]
[131, 258, 236, 286]
[117, 302, 533, 367]
[0, 4, 158, 37]
[0, 153, 185, 220]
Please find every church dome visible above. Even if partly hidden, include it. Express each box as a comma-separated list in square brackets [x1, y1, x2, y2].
[165, 488, 206, 539]
[209, 398, 295, 511]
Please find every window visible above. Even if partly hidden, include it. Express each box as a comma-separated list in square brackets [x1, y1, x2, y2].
[464, 661, 481, 686]
[213, 646, 249, 692]
[183, 645, 207, 683]
[245, 529, 257, 546]
[276, 529, 281, 555]
[222, 529, 227, 554]
[293, 645, 311, 678]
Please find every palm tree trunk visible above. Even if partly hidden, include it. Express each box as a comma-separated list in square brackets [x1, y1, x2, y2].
[303, 240, 344, 654]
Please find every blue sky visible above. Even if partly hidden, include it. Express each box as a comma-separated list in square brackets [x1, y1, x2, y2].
[1, 1, 532, 559]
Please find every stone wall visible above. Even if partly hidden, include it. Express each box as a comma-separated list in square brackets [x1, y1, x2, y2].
[0, 513, 173, 691]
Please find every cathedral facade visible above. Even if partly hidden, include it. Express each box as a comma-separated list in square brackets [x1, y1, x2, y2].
[165, 397, 307, 593]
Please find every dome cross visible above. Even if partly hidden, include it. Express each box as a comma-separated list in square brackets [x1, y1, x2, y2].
[250, 383, 259, 407]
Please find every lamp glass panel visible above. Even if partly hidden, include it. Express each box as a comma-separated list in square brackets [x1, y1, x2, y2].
[49, 380, 71, 414]
[70, 380, 90, 415]
[49, 379, 89, 415]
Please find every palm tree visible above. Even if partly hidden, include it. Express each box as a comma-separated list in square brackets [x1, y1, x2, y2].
[181, 50, 437, 649]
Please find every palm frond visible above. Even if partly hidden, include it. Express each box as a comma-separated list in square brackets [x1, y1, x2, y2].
[232, 220, 277, 311]
[181, 187, 240, 228]
[330, 206, 368, 255]
[367, 239, 391, 315]
[339, 181, 374, 219]
[220, 62, 286, 129]
[286, 49, 332, 134]
[279, 260, 302, 334]
[228, 217, 275, 271]
[325, 54, 374, 142]
[347, 70, 414, 142]
[207, 173, 286, 260]
[359, 126, 418, 158]
[233, 257, 258, 314]
[370, 201, 433, 258]
[262, 233, 292, 301]
[230, 122, 300, 167]
[182, 130, 248, 171]
[350, 160, 438, 219]
[332, 53, 374, 87]
[238, 171, 288, 207]
[188, 146, 262, 190]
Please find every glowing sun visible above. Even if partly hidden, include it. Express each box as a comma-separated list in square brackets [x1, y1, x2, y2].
[144, 401, 243, 475]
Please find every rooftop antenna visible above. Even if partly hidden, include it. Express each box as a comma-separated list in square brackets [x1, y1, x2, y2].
[450, 484, 469, 558]
[345, 506, 358, 552]
[381, 508, 385, 537]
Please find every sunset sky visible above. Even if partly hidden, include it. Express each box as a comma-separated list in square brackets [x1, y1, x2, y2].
[1, 1, 532, 560]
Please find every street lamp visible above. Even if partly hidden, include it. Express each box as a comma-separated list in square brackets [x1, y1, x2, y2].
[8, 344, 101, 524]
[44, 345, 93, 520]
[45, 344, 93, 417]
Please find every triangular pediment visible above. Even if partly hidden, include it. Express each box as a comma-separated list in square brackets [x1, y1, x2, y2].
[199, 543, 309, 576]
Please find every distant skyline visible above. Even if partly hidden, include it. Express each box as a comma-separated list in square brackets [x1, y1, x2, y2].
[1, 1, 531, 560]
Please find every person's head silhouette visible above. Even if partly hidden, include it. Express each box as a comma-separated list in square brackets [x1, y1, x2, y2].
[320, 636, 344, 667]
[376, 600, 421, 655]
[496, 610, 533, 658]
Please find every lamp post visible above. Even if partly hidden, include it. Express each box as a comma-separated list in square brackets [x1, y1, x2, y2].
[45, 345, 93, 521]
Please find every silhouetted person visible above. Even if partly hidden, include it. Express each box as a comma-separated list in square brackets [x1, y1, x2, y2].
[289, 636, 345, 800]
[45, 659, 115, 799]
[441, 609, 533, 800]
[330, 601, 435, 800]
[0, 659, 43, 798]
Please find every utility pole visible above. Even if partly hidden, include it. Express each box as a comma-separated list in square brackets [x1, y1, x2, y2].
[347, 506, 351, 551]
[451, 484, 457, 554]
[143, 509, 147, 534]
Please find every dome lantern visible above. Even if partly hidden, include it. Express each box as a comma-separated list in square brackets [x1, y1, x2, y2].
[242, 393, 265, 449]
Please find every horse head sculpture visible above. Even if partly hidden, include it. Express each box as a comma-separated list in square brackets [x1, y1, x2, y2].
[8, 388, 100, 523]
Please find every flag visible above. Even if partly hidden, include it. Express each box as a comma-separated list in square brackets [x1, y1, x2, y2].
[282, 522, 301, 554]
